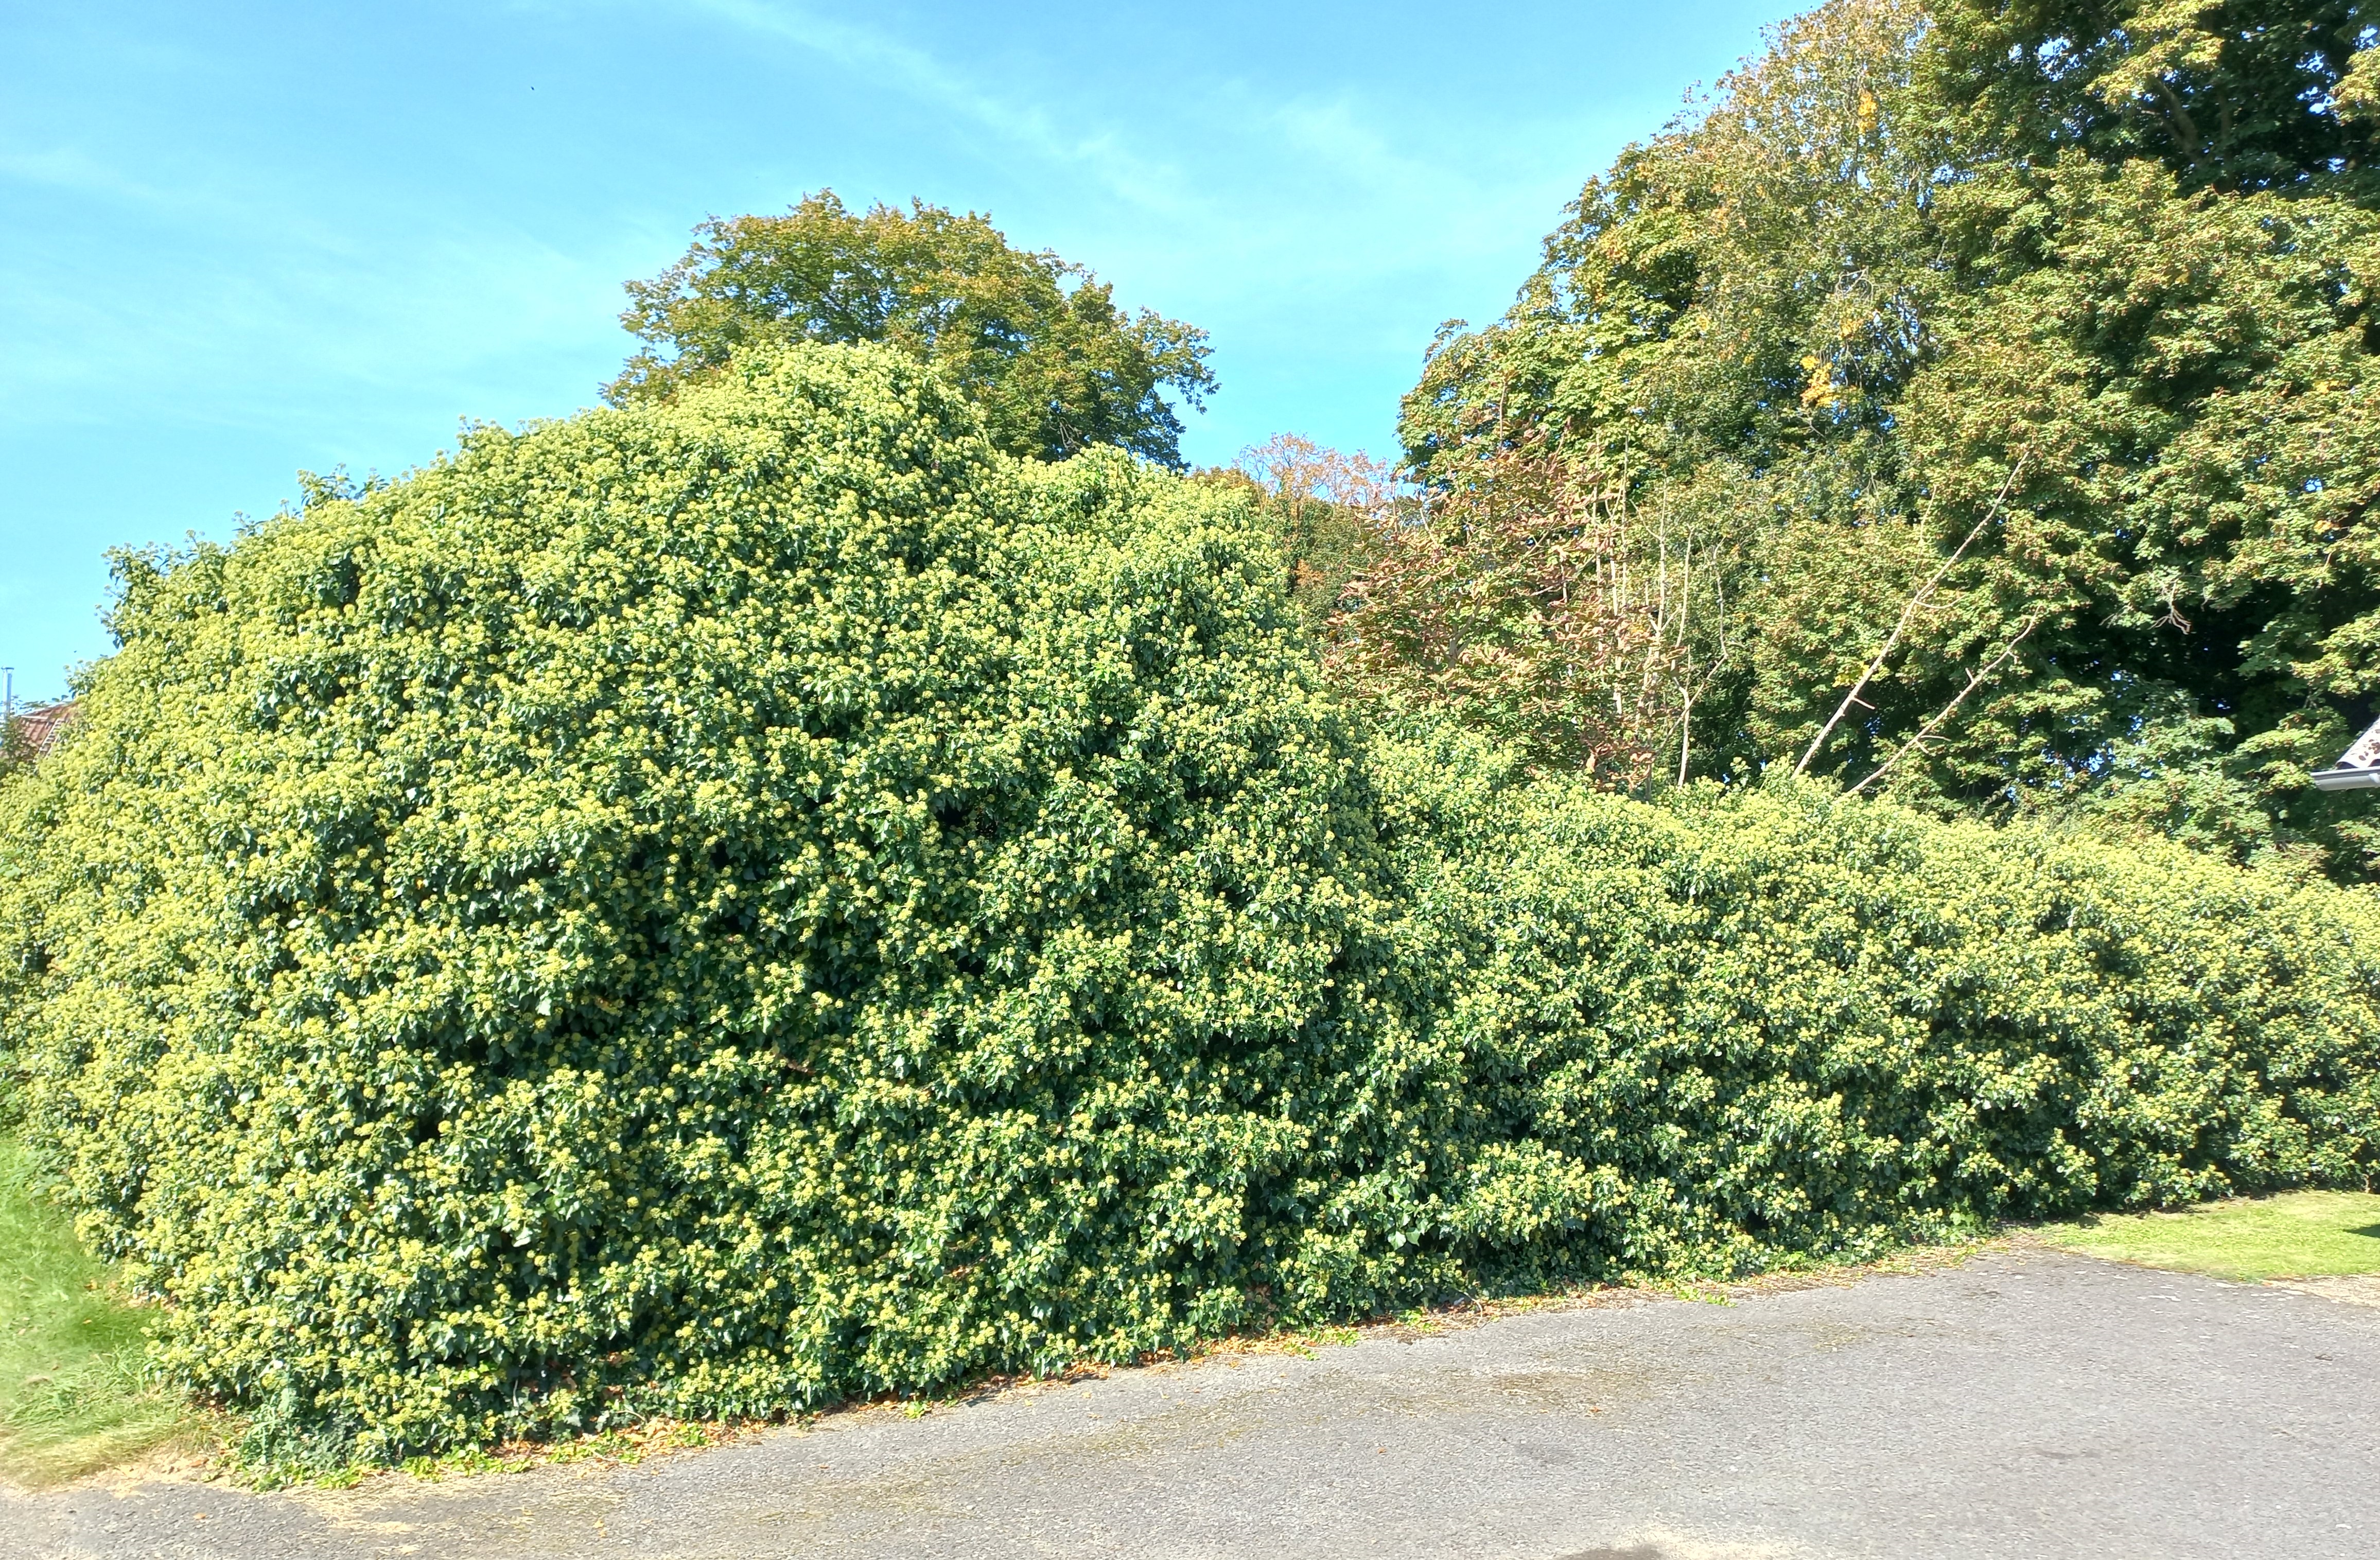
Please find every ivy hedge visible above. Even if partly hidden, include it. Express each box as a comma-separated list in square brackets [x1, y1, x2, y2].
[1371, 729, 2380, 1292]
[2, 343, 2374, 1458]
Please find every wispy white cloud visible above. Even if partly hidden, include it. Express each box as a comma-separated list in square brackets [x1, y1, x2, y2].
[0, 142, 628, 435]
[673, 0, 1614, 300]
[0, 145, 194, 211]
[679, 0, 1206, 218]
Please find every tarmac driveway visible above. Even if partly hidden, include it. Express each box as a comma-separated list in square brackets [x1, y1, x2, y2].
[7, 1246, 2377, 1559]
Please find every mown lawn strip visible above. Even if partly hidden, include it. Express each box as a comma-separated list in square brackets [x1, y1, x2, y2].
[2044, 1190, 2380, 1283]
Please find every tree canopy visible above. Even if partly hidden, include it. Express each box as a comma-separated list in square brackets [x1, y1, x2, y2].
[610, 191, 1216, 467]
[1926, 0, 2380, 198]
[1373, 0, 2380, 880]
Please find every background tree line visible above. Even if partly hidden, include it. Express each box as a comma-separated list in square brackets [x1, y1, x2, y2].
[605, 0, 2380, 883]
[1380, 0, 2380, 880]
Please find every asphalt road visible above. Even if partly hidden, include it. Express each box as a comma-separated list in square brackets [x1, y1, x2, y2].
[7, 1247, 2377, 1559]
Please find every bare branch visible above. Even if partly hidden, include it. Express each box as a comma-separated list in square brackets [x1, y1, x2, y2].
[1795, 452, 2029, 777]
[1845, 614, 2041, 798]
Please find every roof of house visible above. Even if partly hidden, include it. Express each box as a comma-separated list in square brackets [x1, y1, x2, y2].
[9, 699, 77, 759]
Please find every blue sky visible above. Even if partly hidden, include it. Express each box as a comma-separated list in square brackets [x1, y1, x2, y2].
[1, 0, 1797, 697]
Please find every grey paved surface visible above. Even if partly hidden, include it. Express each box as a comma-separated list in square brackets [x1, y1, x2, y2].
[6, 1248, 2377, 1559]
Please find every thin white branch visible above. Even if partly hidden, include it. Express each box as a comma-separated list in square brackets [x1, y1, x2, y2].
[1795, 453, 2029, 777]
[1846, 615, 2042, 798]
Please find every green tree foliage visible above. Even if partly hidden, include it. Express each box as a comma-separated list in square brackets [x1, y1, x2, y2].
[1926, 0, 2380, 196]
[611, 191, 1216, 467]
[1392, 0, 2380, 877]
[1402, 0, 1940, 490]
[1394, 0, 1943, 786]
[3, 343, 2375, 1458]
[1899, 159, 2380, 858]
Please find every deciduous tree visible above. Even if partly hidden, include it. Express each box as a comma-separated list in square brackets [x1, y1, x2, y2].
[1391, 0, 2380, 875]
[611, 191, 1216, 467]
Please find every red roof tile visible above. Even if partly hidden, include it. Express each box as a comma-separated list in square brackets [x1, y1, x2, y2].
[10, 699, 76, 758]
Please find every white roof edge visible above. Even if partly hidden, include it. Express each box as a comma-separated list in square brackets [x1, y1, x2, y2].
[2312, 711, 2380, 790]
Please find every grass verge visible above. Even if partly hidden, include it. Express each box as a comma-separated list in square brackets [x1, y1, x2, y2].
[2043, 1190, 2380, 1282]
[0, 1134, 215, 1487]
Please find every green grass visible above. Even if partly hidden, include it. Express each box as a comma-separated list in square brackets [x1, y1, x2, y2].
[2045, 1190, 2380, 1282]
[0, 1134, 213, 1486]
